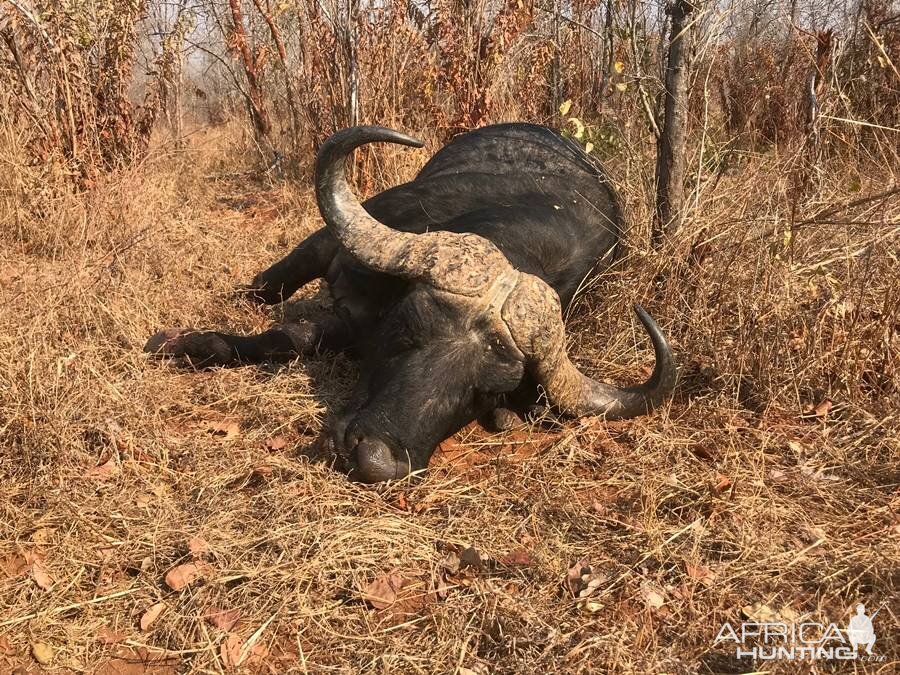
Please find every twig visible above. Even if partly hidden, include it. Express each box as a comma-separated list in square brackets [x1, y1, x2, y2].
[0, 587, 140, 627]
[818, 115, 899, 133]
[793, 185, 900, 227]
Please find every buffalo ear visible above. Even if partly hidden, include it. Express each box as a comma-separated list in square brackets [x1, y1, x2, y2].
[501, 275, 677, 419]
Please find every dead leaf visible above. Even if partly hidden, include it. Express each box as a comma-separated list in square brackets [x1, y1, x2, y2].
[2, 553, 29, 578]
[140, 602, 166, 631]
[31, 527, 54, 544]
[252, 463, 275, 478]
[31, 642, 53, 665]
[459, 664, 490, 675]
[164, 563, 203, 591]
[204, 420, 240, 440]
[742, 602, 778, 622]
[440, 551, 461, 575]
[31, 560, 52, 590]
[436, 577, 450, 600]
[135, 492, 153, 508]
[187, 537, 208, 557]
[220, 634, 243, 669]
[741, 602, 798, 623]
[803, 398, 833, 419]
[96, 626, 125, 645]
[83, 457, 117, 481]
[458, 546, 482, 571]
[581, 599, 604, 613]
[246, 641, 269, 664]
[500, 548, 533, 566]
[566, 560, 607, 599]
[685, 562, 716, 587]
[713, 473, 733, 493]
[263, 435, 287, 451]
[787, 440, 806, 456]
[641, 581, 667, 609]
[98, 545, 116, 560]
[204, 607, 242, 631]
[671, 584, 692, 601]
[690, 445, 716, 462]
[362, 573, 403, 610]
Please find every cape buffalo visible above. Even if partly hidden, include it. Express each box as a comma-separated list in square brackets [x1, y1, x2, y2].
[145, 123, 676, 482]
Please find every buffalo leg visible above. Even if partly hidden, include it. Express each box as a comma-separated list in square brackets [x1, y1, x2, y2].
[144, 315, 355, 367]
[244, 228, 338, 304]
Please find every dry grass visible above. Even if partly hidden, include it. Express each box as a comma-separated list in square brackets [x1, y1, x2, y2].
[1, 121, 898, 674]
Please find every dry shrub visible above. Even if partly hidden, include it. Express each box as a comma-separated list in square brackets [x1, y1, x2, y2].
[0, 0, 183, 182]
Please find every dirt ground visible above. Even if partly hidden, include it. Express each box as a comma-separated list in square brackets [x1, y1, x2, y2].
[1, 127, 898, 673]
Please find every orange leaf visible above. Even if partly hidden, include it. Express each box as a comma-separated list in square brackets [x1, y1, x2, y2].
[263, 435, 287, 451]
[395, 492, 408, 510]
[187, 537, 209, 557]
[641, 581, 667, 609]
[500, 548, 534, 566]
[165, 563, 203, 591]
[31, 560, 53, 590]
[220, 634, 243, 669]
[362, 573, 404, 610]
[204, 420, 240, 440]
[685, 562, 716, 587]
[2, 553, 29, 577]
[96, 626, 125, 644]
[204, 607, 242, 631]
[83, 458, 117, 481]
[714, 473, 733, 493]
[140, 602, 166, 631]
[814, 399, 833, 416]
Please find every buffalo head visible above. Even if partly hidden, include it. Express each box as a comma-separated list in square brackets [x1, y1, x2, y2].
[316, 127, 676, 482]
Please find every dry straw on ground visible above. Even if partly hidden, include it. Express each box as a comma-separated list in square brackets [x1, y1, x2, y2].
[0, 120, 898, 673]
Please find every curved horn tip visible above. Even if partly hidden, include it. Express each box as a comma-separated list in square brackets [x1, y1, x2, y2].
[633, 304, 663, 336]
[352, 125, 425, 149]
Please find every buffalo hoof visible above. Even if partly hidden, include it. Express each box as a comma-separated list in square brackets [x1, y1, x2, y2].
[144, 328, 193, 356]
[143, 329, 233, 367]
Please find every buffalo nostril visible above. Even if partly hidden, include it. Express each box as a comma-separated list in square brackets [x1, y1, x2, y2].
[350, 437, 410, 483]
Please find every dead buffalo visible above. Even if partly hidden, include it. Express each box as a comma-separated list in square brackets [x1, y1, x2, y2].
[145, 123, 676, 482]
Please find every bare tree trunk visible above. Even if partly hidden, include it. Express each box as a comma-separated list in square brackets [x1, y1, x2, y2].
[227, 0, 272, 147]
[252, 0, 301, 153]
[550, 0, 561, 113]
[596, 0, 615, 110]
[804, 30, 833, 154]
[165, 1, 190, 149]
[652, 0, 697, 248]
[344, 0, 360, 126]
